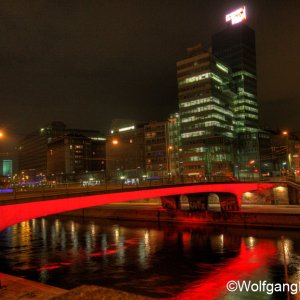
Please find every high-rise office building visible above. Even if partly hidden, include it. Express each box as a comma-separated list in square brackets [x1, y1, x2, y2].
[211, 7, 266, 179]
[212, 6, 259, 133]
[177, 44, 236, 178]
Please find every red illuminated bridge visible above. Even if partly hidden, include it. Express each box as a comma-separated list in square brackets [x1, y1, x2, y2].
[0, 182, 274, 231]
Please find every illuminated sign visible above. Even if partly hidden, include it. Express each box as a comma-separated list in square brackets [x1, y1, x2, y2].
[118, 125, 135, 132]
[225, 6, 247, 25]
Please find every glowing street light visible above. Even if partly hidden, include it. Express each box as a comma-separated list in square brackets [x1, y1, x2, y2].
[112, 139, 119, 145]
[167, 145, 173, 176]
[282, 130, 290, 172]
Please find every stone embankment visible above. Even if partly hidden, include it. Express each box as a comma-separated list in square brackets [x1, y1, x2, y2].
[0, 273, 152, 300]
[0, 272, 65, 300]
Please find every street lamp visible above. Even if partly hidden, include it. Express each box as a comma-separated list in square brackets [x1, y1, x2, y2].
[282, 130, 290, 173]
[167, 145, 173, 178]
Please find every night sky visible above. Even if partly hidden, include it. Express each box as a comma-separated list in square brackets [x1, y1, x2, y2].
[0, 0, 299, 143]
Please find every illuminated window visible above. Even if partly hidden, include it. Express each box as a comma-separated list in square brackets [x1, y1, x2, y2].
[178, 72, 223, 86]
[216, 62, 228, 73]
[181, 130, 206, 138]
[181, 104, 233, 117]
[179, 97, 221, 108]
[233, 70, 256, 79]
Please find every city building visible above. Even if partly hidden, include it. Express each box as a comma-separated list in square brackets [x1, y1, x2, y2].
[18, 121, 66, 180]
[144, 114, 181, 179]
[167, 113, 182, 177]
[268, 130, 300, 177]
[236, 130, 272, 180]
[212, 6, 259, 133]
[47, 134, 106, 183]
[177, 44, 236, 178]
[0, 152, 14, 178]
[107, 116, 182, 181]
[144, 120, 169, 178]
[0, 152, 14, 187]
[106, 119, 146, 182]
[18, 121, 105, 182]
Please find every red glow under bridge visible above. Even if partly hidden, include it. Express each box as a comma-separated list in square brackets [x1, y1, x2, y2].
[0, 182, 274, 231]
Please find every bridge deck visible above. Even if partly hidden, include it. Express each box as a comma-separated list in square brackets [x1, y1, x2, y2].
[0, 182, 274, 231]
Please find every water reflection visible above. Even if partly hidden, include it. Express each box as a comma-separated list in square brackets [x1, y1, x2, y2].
[0, 217, 300, 299]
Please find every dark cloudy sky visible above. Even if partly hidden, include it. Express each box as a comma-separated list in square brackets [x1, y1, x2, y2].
[0, 0, 299, 141]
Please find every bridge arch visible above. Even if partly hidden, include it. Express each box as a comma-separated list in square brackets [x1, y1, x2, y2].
[164, 192, 239, 212]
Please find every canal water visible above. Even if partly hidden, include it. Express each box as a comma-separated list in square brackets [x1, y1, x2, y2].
[1, 216, 300, 299]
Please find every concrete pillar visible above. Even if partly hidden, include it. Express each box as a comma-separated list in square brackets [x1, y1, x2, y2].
[287, 186, 299, 205]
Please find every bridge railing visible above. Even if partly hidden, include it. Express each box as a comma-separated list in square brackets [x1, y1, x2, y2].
[0, 175, 270, 201]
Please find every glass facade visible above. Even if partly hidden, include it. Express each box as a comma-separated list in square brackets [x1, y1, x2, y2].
[177, 44, 236, 178]
[212, 23, 259, 133]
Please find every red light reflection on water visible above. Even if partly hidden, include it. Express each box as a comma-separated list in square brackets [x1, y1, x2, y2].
[38, 238, 139, 271]
[37, 265, 62, 271]
[90, 238, 138, 257]
[90, 247, 127, 257]
[59, 262, 72, 266]
[175, 240, 277, 300]
[124, 238, 139, 245]
[37, 262, 73, 271]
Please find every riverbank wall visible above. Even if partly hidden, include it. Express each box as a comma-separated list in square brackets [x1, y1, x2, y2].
[0, 273, 152, 300]
[0, 272, 65, 300]
[60, 206, 300, 229]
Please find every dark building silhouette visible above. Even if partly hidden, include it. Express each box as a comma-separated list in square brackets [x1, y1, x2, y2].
[106, 119, 146, 181]
[47, 134, 106, 183]
[212, 22, 258, 133]
[18, 121, 105, 182]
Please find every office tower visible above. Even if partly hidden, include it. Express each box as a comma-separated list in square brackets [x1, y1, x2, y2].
[212, 7, 259, 133]
[177, 44, 236, 178]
